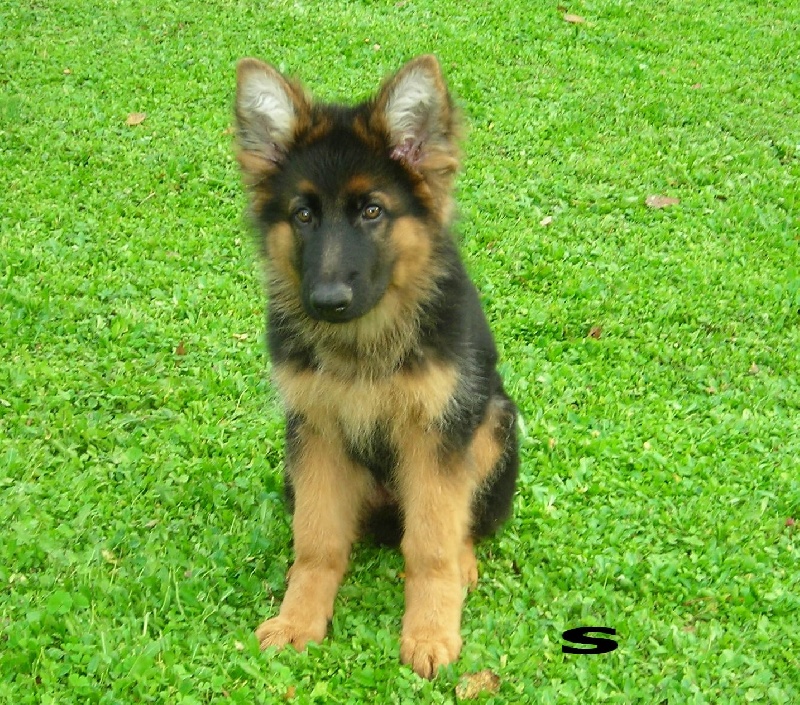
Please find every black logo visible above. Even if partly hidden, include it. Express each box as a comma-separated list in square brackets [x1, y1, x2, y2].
[561, 626, 618, 655]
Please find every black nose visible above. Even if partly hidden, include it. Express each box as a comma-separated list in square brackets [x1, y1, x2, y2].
[309, 282, 353, 315]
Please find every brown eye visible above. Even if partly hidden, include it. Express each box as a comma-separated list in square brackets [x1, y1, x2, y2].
[362, 204, 382, 221]
[294, 207, 312, 224]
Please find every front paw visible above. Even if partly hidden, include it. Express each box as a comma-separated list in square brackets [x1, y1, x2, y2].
[400, 629, 462, 679]
[255, 615, 327, 651]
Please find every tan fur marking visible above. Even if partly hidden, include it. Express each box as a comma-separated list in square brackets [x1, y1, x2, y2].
[390, 216, 433, 291]
[303, 112, 334, 145]
[256, 428, 372, 651]
[470, 398, 506, 484]
[345, 174, 377, 195]
[397, 358, 458, 427]
[273, 359, 458, 445]
[295, 179, 317, 195]
[265, 222, 298, 285]
[395, 433, 476, 678]
[344, 181, 401, 215]
[374, 191, 400, 212]
[236, 150, 275, 186]
[415, 156, 459, 226]
[351, 113, 384, 152]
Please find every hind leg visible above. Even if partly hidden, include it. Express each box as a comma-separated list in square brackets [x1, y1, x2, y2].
[257, 428, 371, 651]
[457, 394, 517, 591]
[469, 392, 519, 540]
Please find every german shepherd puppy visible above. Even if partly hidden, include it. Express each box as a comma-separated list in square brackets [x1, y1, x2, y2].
[234, 55, 519, 678]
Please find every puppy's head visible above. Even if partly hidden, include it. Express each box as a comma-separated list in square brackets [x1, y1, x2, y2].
[234, 56, 461, 325]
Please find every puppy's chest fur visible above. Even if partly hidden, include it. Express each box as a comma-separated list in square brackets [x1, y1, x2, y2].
[273, 356, 459, 476]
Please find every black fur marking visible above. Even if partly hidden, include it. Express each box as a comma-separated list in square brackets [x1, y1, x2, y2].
[282, 412, 303, 512]
[363, 502, 404, 546]
[343, 423, 397, 487]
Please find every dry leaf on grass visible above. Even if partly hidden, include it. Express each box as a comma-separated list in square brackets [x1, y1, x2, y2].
[564, 13, 585, 24]
[126, 112, 147, 126]
[175, 341, 187, 356]
[540, 215, 554, 227]
[455, 670, 501, 700]
[645, 194, 680, 209]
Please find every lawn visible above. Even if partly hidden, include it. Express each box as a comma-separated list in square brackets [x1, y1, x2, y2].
[1, 0, 799, 702]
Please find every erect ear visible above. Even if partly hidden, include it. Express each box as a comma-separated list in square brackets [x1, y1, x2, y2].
[234, 58, 307, 179]
[373, 55, 460, 172]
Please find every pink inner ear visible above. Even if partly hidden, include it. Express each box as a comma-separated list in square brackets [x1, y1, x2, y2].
[390, 137, 424, 167]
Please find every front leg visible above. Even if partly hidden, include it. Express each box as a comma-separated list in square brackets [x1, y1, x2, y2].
[396, 436, 477, 678]
[257, 425, 371, 651]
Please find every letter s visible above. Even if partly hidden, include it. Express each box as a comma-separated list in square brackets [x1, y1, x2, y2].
[561, 626, 618, 655]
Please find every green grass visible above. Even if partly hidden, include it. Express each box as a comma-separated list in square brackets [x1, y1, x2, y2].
[2, 0, 799, 702]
